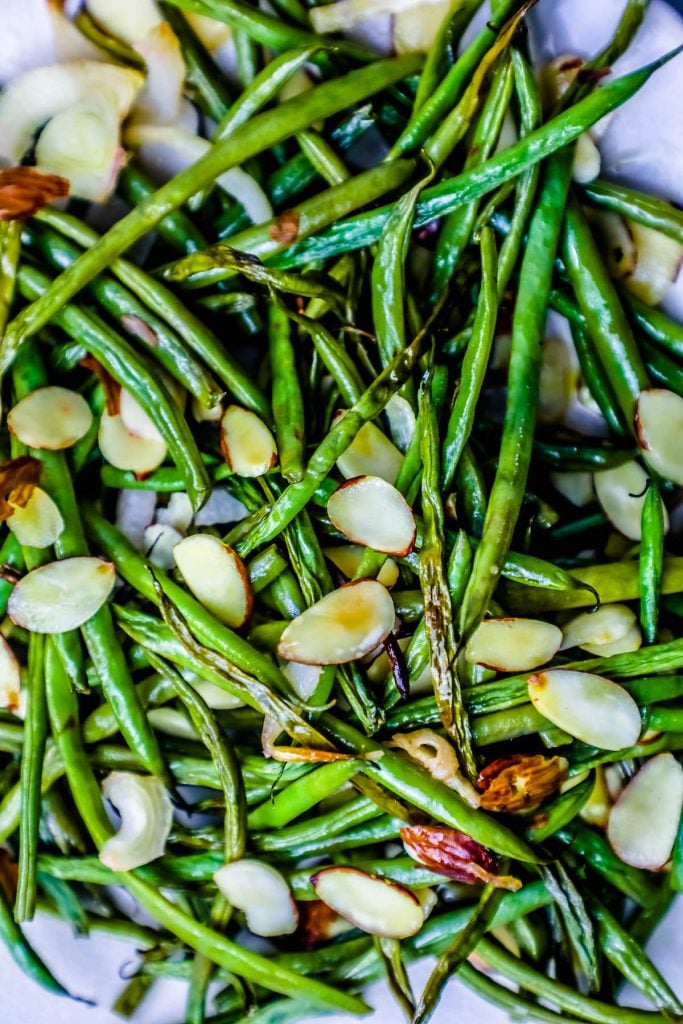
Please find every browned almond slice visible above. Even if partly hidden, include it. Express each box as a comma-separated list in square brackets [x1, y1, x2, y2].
[8, 557, 115, 633]
[99, 410, 168, 474]
[465, 618, 562, 672]
[174, 534, 252, 630]
[311, 866, 424, 939]
[327, 476, 415, 556]
[607, 753, 683, 870]
[7, 486, 64, 549]
[8, 386, 92, 450]
[636, 389, 683, 486]
[220, 405, 277, 478]
[528, 670, 641, 752]
[335, 419, 403, 484]
[594, 460, 668, 541]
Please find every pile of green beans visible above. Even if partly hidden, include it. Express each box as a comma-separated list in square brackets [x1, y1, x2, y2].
[0, 1, 683, 1022]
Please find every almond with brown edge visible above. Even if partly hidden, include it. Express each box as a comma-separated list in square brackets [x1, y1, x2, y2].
[98, 410, 167, 474]
[335, 418, 403, 484]
[607, 753, 683, 871]
[324, 544, 399, 588]
[220, 405, 277, 478]
[174, 534, 252, 630]
[594, 459, 669, 541]
[528, 669, 642, 751]
[311, 867, 424, 939]
[0, 637, 21, 713]
[327, 475, 416, 556]
[465, 617, 562, 672]
[277, 579, 395, 665]
[8, 386, 93, 451]
[636, 389, 683, 486]
[9, 557, 116, 633]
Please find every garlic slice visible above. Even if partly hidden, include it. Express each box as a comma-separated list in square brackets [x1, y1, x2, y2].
[99, 772, 173, 872]
[607, 754, 683, 870]
[214, 859, 298, 936]
[9, 557, 116, 633]
[8, 387, 93, 451]
[528, 670, 642, 752]
[312, 866, 424, 939]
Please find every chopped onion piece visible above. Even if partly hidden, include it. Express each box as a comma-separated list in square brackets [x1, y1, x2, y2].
[528, 670, 642, 752]
[155, 492, 193, 534]
[327, 476, 416, 556]
[607, 753, 683, 870]
[636, 389, 683, 486]
[560, 604, 637, 652]
[465, 618, 562, 672]
[625, 222, 683, 306]
[99, 772, 172, 872]
[311, 866, 424, 939]
[220, 405, 277, 478]
[594, 459, 668, 542]
[85, 0, 162, 45]
[8, 386, 93, 451]
[278, 580, 395, 665]
[99, 410, 167, 474]
[214, 860, 298, 936]
[174, 534, 252, 629]
[324, 544, 399, 588]
[0, 637, 21, 713]
[7, 486, 64, 549]
[133, 23, 185, 127]
[9, 557, 116, 633]
[335, 419, 403, 484]
[0, 61, 142, 163]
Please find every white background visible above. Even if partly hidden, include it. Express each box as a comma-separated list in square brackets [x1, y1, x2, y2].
[1, 0, 683, 1020]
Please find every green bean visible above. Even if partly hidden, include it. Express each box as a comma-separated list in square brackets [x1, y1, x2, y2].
[627, 292, 683, 359]
[640, 480, 664, 644]
[458, 152, 574, 643]
[0, 221, 20, 333]
[555, 823, 659, 907]
[267, 303, 306, 483]
[570, 319, 629, 436]
[0, 885, 68, 996]
[563, 195, 650, 428]
[0, 532, 23, 618]
[533, 438, 634, 471]
[15, 633, 47, 922]
[582, 179, 683, 247]
[412, 0, 485, 112]
[17, 264, 211, 510]
[160, 3, 233, 121]
[526, 774, 594, 844]
[117, 166, 207, 254]
[247, 759, 362, 830]
[296, 129, 349, 186]
[643, 339, 683, 396]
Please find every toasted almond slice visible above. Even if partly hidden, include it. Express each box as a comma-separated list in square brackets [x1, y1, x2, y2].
[311, 866, 424, 939]
[8, 387, 93, 451]
[0, 637, 21, 713]
[8, 557, 116, 633]
[174, 534, 252, 630]
[327, 476, 416, 556]
[465, 618, 562, 672]
[594, 460, 668, 541]
[324, 544, 399, 589]
[220, 405, 277, 478]
[7, 486, 64, 549]
[99, 410, 167, 473]
[99, 772, 172, 872]
[335, 419, 403, 484]
[277, 580, 395, 665]
[607, 753, 683, 870]
[551, 471, 594, 508]
[582, 623, 642, 657]
[560, 604, 637, 652]
[120, 376, 185, 443]
[625, 222, 683, 306]
[636, 389, 683, 486]
[528, 670, 641, 752]
[214, 860, 298, 936]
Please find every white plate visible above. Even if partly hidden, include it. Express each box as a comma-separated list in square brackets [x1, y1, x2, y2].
[1, 0, 682, 1021]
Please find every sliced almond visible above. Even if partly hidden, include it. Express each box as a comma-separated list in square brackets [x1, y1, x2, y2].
[174, 534, 252, 630]
[394, 0, 451, 53]
[636, 389, 683, 486]
[582, 623, 642, 657]
[119, 388, 164, 444]
[7, 486, 64, 549]
[465, 618, 562, 672]
[335, 419, 403, 485]
[277, 580, 395, 665]
[625, 222, 683, 306]
[594, 460, 668, 542]
[214, 860, 298, 937]
[327, 476, 415, 557]
[311, 866, 424, 939]
[607, 753, 683, 870]
[282, 661, 323, 702]
[220, 405, 277, 478]
[560, 604, 637, 652]
[0, 637, 21, 712]
[324, 544, 399, 589]
[528, 670, 642, 752]
[551, 471, 594, 508]
[8, 557, 116, 633]
[99, 410, 167, 474]
[8, 387, 93, 451]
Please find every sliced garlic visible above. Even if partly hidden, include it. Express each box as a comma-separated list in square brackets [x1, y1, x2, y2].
[7, 487, 64, 549]
[220, 405, 277, 478]
[594, 460, 668, 542]
[85, 0, 161, 45]
[528, 670, 642, 751]
[636, 389, 683, 486]
[465, 618, 562, 672]
[99, 411, 168, 474]
[8, 387, 93, 451]
[311, 866, 424, 939]
[324, 544, 399, 589]
[327, 476, 416, 556]
[607, 754, 683, 870]
[335, 419, 403, 485]
[9, 557, 116, 633]
[132, 23, 185, 127]
[277, 580, 395, 665]
[214, 859, 298, 936]
[99, 772, 173, 872]
[174, 534, 252, 630]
